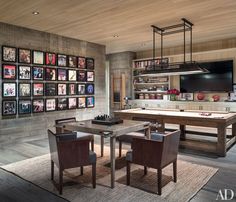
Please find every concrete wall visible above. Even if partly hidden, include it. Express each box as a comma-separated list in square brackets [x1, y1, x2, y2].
[0, 22, 106, 144]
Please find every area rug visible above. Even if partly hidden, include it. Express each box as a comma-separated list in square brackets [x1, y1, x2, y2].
[1, 145, 218, 202]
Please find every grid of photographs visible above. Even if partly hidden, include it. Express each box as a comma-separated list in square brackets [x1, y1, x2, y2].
[1, 45, 95, 116]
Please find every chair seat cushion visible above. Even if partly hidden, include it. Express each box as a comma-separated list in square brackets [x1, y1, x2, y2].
[89, 151, 97, 164]
[126, 151, 132, 162]
[76, 132, 94, 141]
[117, 132, 145, 143]
[56, 132, 94, 141]
[150, 132, 164, 142]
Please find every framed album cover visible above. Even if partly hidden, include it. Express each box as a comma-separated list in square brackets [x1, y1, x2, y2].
[2, 64, 17, 80]
[86, 58, 94, 69]
[18, 100, 32, 114]
[45, 98, 56, 112]
[18, 65, 31, 80]
[45, 52, 56, 66]
[87, 71, 94, 82]
[57, 68, 67, 81]
[45, 83, 57, 96]
[33, 83, 44, 96]
[78, 84, 85, 95]
[18, 83, 31, 97]
[57, 98, 67, 110]
[57, 54, 67, 67]
[2, 82, 17, 97]
[45, 67, 56, 81]
[33, 66, 44, 80]
[33, 50, 44, 65]
[68, 97, 77, 109]
[85, 83, 94, 95]
[18, 48, 31, 64]
[86, 96, 95, 108]
[68, 83, 76, 95]
[68, 69, 77, 81]
[32, 99, 44, 113]
[2, 100, 17, 116]
[68, 55, 77, 68]
[78, 57, 86, 69]
[77, 70, 86, 82]
[57, 83, 67, 96]
[78, 97, 86, 109]
[2, 46, 17, 62]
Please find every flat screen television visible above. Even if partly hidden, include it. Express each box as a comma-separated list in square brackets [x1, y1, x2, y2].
[180, 60, 233, 92]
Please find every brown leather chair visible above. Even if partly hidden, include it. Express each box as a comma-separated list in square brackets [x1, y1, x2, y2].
[126, 130, 181, 195]
[55, 117, 105, 157]
[48, 129, 96, 194]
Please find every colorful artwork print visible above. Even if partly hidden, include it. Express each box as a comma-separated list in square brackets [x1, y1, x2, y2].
[2, 100, 17, 115]
[68, 83, 76, 95]
[2, 64, 16, 79]
[45, 52, 56, 66]
[33, 99, 44, 113]
[57, 69, 67, 81]
[3, 83, 16, 97]
[68, 97, 77, 109]
[86, 58, 94, 69]
[33, 83, 44, 96]
[2, 46, 16, 62]
[78, 97, 86, 108]
[33, 67, 44, 80]
[45, 67, 56, 81]
[45, 83, 57, 96]
[19, 66, 31, 80]
[33, 50, 44, 65]
[57, 54, 67, 67]
[57, 83, 67, 95]
[78, 57, 85, 69]
[68, 70, 77, 81]
[87, 71, 94, 82]
[18, 100, 31, 114]
[78, 71, 86, 82]
[19, 83, 31, 97]
[86, 96, 95, 108]
[57, 98, 67, 110]
[46, 99, 56, 112]
[19, 49, 31, 64]
[78, 84, 85, 95]
[68, 56, 77, 68]
[86, 83, 94, 94]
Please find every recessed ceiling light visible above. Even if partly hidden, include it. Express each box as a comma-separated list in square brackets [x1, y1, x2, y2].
[113, 35, 119, 38]
[32, 11, 39, 15]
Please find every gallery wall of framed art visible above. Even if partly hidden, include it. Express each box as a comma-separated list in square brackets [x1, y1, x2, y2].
[1, 45, 95, 117]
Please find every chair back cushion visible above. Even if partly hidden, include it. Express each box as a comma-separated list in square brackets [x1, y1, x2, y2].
[55, 117, 76, 133]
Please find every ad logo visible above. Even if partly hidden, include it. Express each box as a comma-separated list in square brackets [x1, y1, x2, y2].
[216, 189, 235, 200]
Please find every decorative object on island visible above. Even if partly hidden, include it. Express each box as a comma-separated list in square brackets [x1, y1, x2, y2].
[92, 114, 123, 125]
[167, 89, 180, 101]
[212, 95, 220, 102]
[197, 92, 205, 101]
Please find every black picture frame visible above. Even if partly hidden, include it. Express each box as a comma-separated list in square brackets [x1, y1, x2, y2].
[33, 83, 44, 96]
[57, 54, 67, 67]
[68, 97, 77, 110]
[2, 100, 17, 116]
[2, 82, 17, 97]
[45, 52, 57, 66]
[85, 83, 94, 95]
[32, 50, 44, 65]
[77, 70, 86, 82]
[78, 56, 86, 69]
[57, 83, 67, 96]
[18, 83, 31, 97]
[86, 96, 95, 108]
[45, 98, 57, 112]
[2, 46, 17, 62]
[86, 58, 94, 69]
[86, 71, 94, 82]
[2, 64, 17, 80]
[57, 68, 67, 81]
[18, 100, 32, 114]
[68, 69, 77, 81]
[18, 65, 31, 80]
[68, 55, 77, 68]
[57, 98, 67, 110]
[68, 83, 77, 95]
[45, 83, 57, 96]
[78, 84, 86, 95]
[78, 97, 86, 109]
[18, 48, 31, 64]
[32, 66, 44, 80]
[32, 99, 44, 113]
[45, 67, 57, 81]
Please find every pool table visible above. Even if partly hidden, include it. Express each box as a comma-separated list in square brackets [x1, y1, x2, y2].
[114, 108, 236, 156]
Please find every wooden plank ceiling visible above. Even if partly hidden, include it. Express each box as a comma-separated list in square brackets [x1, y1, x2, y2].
[0, 0, 236, 53]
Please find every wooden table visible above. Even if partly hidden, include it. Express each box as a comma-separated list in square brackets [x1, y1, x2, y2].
[59, 119, 150, 188]
[114, 108, 236, 157]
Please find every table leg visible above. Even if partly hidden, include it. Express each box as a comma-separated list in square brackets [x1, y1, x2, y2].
[232, 123, 236, 137]
[180, 125, 186, 140]
[110, 135, 116, 188]
[217, 125, 226, 157]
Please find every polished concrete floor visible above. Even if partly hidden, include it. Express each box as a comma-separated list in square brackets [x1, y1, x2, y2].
[0, 135, 236, 202]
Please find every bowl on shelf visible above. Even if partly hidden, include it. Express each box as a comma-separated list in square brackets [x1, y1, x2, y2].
[197, 93, 205, 101]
